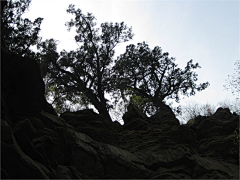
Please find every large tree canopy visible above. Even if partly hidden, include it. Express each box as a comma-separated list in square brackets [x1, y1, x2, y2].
[2, 0, 210, 121]
[1, 0, 43, 57]
[113, 42, 210, 115]
[39, 5, 133, 121]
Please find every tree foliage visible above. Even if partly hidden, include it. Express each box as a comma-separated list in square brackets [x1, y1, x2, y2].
[113, 42, 210, 116]
[36, 38, 91, 114]
[1, 0, 43, 57]
[38, 5, 133, 120]
[2, 1, 210, 122]
[224, 60, 240, 97]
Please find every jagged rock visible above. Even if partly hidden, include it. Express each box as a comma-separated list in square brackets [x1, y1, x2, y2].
[192, 108, 238, 139]
[60, 109, 100, 123]
[1, 118, 14, 144]
[56, 165, 72, 179]
[123, 103, 148, 123]
[12, 119, 37, 156]
[42, 98, 58, 116]
[1, 50, 239, 179]
[60, 109, 122, 144]
[1, 119, 53, 179]
[151, 108, 180, 127]
[2, 105, 239, 179]
[1, 48, 45, 123]
[212, 107, 234, 119]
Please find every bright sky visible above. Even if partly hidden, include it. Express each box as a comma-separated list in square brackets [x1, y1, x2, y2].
[23, 0, 239, 123]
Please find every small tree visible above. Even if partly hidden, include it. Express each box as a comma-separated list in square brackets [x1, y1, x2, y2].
[113, 42, 210, 116]
[224, 60, 240, 97]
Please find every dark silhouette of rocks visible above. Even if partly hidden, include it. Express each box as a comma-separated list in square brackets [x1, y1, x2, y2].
[1, 50, 239, 179]
[1, 48, 45, 124]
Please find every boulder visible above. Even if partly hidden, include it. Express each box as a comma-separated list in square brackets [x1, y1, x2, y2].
[212, 107, 234, 120]
[122, 103, 148, 124]
[121, 103, 151, 131]
[1, 48, 45, 123]
[42, 98, 58, 116]
[151, 109, 180, 127]
[193, 108, 238, 139]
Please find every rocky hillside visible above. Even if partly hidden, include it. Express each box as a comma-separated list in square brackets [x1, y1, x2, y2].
[1, 49, 239, 179]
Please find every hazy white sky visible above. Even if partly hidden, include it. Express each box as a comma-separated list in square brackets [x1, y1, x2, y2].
[23, 0, 239, 121]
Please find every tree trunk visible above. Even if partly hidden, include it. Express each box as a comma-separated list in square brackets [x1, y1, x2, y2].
[153, 100, 175, 116]
[85, 90, 112, 122]
[97, 102, 112, 122]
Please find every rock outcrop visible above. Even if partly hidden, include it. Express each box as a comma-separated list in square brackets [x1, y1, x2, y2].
[1, 48, 45, 123]
[1, 50, 239, 179]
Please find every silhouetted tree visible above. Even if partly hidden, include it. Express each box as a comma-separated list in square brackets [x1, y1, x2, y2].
[224, 60, 240, 97]
[113, 42, 209, 116]
[1, 0, 43, 57]
[39, 5, 133, 120]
